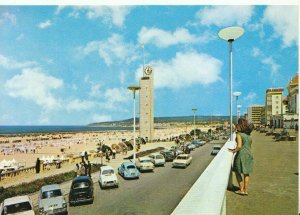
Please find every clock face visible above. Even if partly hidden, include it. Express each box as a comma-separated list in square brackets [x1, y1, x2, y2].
[144, 66, 153, 75]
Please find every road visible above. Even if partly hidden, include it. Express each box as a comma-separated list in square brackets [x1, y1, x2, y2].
[68, 143, 216, 215]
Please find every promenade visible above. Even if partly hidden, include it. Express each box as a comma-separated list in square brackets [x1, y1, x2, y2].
[227, 129, 298, 215]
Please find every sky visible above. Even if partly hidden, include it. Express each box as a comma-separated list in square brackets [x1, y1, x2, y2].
[0, 5, 298, 125]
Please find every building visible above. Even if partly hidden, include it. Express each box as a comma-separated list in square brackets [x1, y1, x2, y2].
[139, 66, 154, 142]
[287, 73, 298, 114]
[265, 88, 284, 126]
[247, 105, 264, 127]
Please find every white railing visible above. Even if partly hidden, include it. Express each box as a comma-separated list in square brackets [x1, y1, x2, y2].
[172, 134, 236, 215]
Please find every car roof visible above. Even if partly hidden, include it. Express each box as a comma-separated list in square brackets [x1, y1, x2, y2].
[178, 154, 190, 157]
[138, 157, 151, 160]
[100, 165, 114, 171]
[41, 184, 61, 192]
[72, 175, 92, 182]
[151, 153, 162, 156]
[3, 195, 31, 206]
[122, 161, 135, 166]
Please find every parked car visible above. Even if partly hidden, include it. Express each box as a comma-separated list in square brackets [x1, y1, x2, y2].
[172, 154, 192, 168]
[191, 140, 201, 148]
[136, 157, 155, 172]
[38, 184, 68, 215]
[211, 145, 222, 155]
[149, 153, 166, 166]
[185, 143, 196, 151]
[0, 195, 34, 215]
[118, 162, 140, 179]
[69, 176, 94, 206]
[169, 148, 184, 157]
[160, 150, 175, 162]
[98, 166, 118, 189]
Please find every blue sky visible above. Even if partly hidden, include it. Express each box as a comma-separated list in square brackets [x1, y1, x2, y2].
[0, 5, 298, 125]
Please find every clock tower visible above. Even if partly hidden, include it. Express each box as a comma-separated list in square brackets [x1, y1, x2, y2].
[139, 66, 154, 142]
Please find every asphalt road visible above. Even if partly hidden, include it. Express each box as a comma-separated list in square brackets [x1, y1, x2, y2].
[68, 144, 216, 215]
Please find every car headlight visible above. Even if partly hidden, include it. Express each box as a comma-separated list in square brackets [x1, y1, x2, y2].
[62, 203, 67, 208]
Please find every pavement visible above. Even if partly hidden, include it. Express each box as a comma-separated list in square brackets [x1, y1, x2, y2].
[226, 129, 298, 215]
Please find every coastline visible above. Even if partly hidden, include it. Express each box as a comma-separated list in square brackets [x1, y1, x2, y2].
[0, 124, 216, 168]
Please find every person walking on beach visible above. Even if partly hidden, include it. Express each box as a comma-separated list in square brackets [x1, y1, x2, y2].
[87, 161, 91, 177]
[35, 158, 41, 174]
[229, 118, 254, 196]
[112, 149, 116, 159]
[105, 149, 110, 163]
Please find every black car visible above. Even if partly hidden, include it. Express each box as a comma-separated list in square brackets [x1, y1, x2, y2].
[160, 150, 175, 162]
[69, 176, 94, 206]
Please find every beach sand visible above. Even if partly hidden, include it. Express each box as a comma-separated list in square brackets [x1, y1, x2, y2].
[0, 124, 214, 167]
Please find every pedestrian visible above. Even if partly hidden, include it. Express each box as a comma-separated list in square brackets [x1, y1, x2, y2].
[84, 151, 89, 161]
[228, 118, 254, 196]
[79, 162, 85, 176]
[87, 161, 92, 177]
[105, 149, 110, 162]
[35, 158, 41, 174]
[112, 149, 116, 159]
[74, 163, 79, 177]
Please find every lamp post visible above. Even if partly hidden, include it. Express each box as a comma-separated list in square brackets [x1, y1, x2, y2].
[218, 26, 244, 141]
[192, 108, 197, 140]
[233, 91, 242, 123]
[237, 105, 242, 120]
[128, 85, 141, 163]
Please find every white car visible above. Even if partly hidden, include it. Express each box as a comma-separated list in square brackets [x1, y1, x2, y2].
[99, 165, 119, 188]
[149, 153, 166, 166]
[136, 157, 155, 172]
[172, 154, 192, 168]
[0, 195, 35, 215]
[38, 184, 68, 215]
[211, 145, 222, 155]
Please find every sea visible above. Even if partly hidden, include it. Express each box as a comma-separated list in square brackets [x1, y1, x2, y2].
[0, 126, 133, 135]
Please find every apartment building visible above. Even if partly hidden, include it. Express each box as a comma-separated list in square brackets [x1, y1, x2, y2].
[265, 88, 284, 126]
[247, 105, 264, 127]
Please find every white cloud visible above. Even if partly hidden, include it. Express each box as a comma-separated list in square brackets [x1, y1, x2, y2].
[244, 92, 257, 101]
[251, 47, 261, 57]
[4, 67, 63, 110]
[56, 6, 133, 27]
[37, 20, 52, 29]
[138, 27, 199, 48]
[66, 99, 96, 111]
[262, 57, 280, 76]
[263, 6, 298, 47]
[0, 12, 16, 26]
[196, 6, 254, 27]
[136, 51, 222, 89]
[89, 83, 102, 97]
[92, 114, 112, 123]
[103, 87, 130, 109]
[78, 34, 138, 66]
[0, 54, 38, 69]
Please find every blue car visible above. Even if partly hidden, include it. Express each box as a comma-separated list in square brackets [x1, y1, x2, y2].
[118, 162, 140, 179]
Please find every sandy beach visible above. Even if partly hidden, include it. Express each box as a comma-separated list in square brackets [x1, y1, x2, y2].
[0, 124, 214, 168]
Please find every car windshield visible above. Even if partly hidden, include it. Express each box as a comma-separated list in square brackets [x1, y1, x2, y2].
[72, 181, 90, 189]
[42, 189, 62, 199]
[5, 202, 32, 214]
[165, 152, 172, 155]
[102, 169, 114, 175]
[155, 155, 164, 159]
[213, 146, 221, 150]
[126, 165, 136, 169]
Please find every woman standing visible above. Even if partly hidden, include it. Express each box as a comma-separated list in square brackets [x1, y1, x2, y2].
[229, 118, 254, 195]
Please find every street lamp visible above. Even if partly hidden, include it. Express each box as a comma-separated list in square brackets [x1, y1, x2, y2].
[128, 85, 141, 163]
[237, 105, 242, 120]
[218, 26, 244, 141]
[192, 108, 197, 140]
[233, 91, 242, 123]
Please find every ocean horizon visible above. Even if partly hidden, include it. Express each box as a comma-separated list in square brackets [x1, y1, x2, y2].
[0, 125, 133, 135]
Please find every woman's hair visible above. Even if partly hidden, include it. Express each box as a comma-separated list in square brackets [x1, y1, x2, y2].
[236, 118, 254, 135]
